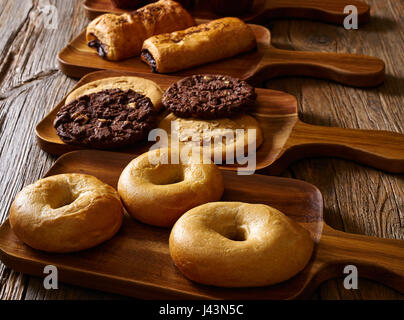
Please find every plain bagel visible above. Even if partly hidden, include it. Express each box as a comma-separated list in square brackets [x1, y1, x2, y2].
[169, 202, 314, 287]
[117, 148, 224, 227]
[9, 174, 124, 253]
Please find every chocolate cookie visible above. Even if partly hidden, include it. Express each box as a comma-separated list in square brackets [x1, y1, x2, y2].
[54, 89, 157, 149]
[162, 75, 256, 119]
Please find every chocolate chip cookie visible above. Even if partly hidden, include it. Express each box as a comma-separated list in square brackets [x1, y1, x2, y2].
[162, 75, 256, 119]
[54, 88, 157, 149]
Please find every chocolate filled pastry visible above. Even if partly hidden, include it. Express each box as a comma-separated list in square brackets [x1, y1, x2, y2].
[87, 0, 196, 61]
[141, 17, 257, 73]
[54, 89, 157, 149]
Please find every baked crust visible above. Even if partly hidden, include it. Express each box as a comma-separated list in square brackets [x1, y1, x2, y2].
[9, 174, 124, 253]
[141, 17, 257, 73]
[86, 0, 196, 61]
[65, 76, 164, 111]
[162, 74, 257, 119]
[117, 148, 224, 227]
[169, 202, 314, 287]
[158, 113, 264, 162]
[54, 89, 157, 149]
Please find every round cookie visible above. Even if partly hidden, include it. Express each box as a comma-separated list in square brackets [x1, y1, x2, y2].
[66, 76, 164, 111]
[162, 74, 257, 119]
[169, 202, 314, 287]
[54, 88, 157, 149]
[158, 113, 263, 162]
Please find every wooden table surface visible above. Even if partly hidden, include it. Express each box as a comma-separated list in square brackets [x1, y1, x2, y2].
[0, 0, 403, 300]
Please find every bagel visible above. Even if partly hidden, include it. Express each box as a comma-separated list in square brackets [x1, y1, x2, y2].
[65, 76, 164, 111]
[9, 174, 124, 253]
[117, 148, 224, 227]
[169, 202, 314, 287]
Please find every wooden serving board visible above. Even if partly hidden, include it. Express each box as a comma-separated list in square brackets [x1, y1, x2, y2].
[58, 23, 385, 87]
[0, 150, 403, 299]
[83, 0, 371, 25]
[36, 70, 404, 174]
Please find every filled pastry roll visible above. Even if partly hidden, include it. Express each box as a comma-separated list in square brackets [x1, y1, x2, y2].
[86, 0, 196, 61]
[141, 17, 257, 73]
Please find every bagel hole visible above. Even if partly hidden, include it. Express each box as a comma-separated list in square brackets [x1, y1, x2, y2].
[147, 165, 185, 185]
[222, 227, 247, 242]
[50, 190, 78, 209]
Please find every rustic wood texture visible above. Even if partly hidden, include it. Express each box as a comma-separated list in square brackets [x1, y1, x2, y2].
[58, 23, 385, 87]
[35, 70, 404, 174]
[35, 70, 300, 172]
[83, 0, 371, 25]
[267, 0, 404, 300]
[0, 0, 403, 300]
[0, 150, 325, 300]
[1, 151, 403, 299]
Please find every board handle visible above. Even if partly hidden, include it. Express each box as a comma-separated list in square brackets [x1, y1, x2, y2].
[251, 48, 385, 87]
[317, 224, 404, 293]
[256, 0, 370, 25]
[272, 121, 404, 173]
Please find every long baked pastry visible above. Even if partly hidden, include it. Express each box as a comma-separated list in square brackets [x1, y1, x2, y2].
[141, 17, 257, 73]
[86, 0, 196, 61]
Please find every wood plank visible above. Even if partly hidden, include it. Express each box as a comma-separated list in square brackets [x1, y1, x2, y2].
[57, 23, 385, 87]
[0, 0, 120, 300]
[34, 70, 404, 174]
[1, 151, 403, 299]
[266, 0, 404, 299]
[0, 0, 402, 300]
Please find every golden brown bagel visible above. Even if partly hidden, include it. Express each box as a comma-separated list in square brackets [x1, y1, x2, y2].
[9, 174, 124, 253]
[117, 148, 224, 227]
[169, 202, 314, 287]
